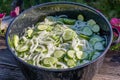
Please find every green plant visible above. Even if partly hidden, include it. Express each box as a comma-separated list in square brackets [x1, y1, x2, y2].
[0, 0, 12, 15]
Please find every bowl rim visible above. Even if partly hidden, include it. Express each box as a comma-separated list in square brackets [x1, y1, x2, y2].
[5, 1, 113, 72]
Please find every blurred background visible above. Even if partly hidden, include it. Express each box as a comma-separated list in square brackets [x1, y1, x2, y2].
[0, 0, 120, 19]
[0, 0, 120, 50]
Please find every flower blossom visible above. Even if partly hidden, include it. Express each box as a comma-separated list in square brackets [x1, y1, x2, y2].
[10, 6, 20, 17]
[0, 13, 6, 20]
[0, 13, 6, 26]
[110, 18, 120, 36]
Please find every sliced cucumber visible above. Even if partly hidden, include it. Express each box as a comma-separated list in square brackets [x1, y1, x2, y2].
[27, 29, 33, 37]
[76, 51, 83, 59]
[94, 42, 104, 51]
[67, 50, 75, 58]
[79, 34, 90, 40]
[8, 37, 13, 48]
[53, 50, 65, 59]
[91, 24, 100, 33]
[77, 14, 84, 21]
[46, 26, 54, 31]
[89, 35, 104, 45]
[35, 47, 42, 52]
[81, 60, 90, 64]
[64, 56, 69, 62]
[13, 35, 19, 48]
[81, 52, 88, 59]
[67, 59, 76, 67]
[63, 29, 75, 41]
[102, 41, 106, 46]
[16, 45, 29, 52]
[58, 18, 64, 22]
[37, 24, 48, 31]
[52, 35, 60, 40]
[42, 49, 48, 54]
[27, 60, 33, 64]
[63, 18, 76, 25]
[87, 19, 96, 26]
[82, 27, 92, 36]
[77, 45, 83, 51]
[43, 57, 58, 66]
[92, 52, 101, 60]
[88, 51, 95, 60]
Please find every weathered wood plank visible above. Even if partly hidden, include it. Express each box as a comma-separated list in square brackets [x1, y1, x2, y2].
[93, 74, 120, 80]
[93, 51, 120, 80]
[0, 37, 6, 49]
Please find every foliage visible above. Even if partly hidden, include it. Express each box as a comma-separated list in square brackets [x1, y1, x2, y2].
[86, 0, 120, 19]
[0, 0, 12, 15]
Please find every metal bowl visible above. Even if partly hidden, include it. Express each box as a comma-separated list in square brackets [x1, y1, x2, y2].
[6, 2, 119, 80]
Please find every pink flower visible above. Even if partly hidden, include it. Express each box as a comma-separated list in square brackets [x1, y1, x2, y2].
[0, 13, 6, 20]
[0, 13, 6, 26]
[10, 6, 20, 17]
[110, 18, 120, 29]
[110, 18, 120, 36]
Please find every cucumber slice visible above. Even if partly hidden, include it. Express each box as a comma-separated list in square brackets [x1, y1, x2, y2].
[87, 19, 96, 26]
[79, 34, 90, 40]
[27, 60, 33, 64]
[88, 51, 94, 60]
[67, 59, 76, 67]
[16, 45, 29, 52]
[67, 50, 75, 58]
[81, 60, 90, 64]
[91, 24, 100, 32]
[81, 52, 88, 59]
[89, 35, 104, 45]
[42, 49, 48, 54]
[63, 18, 76, 25]
[45, 16, 55, 22]
[37, 24, 48, 30]
[43, 57, 58, 66]
[27, 29, 33, 37]
[77, 14, 84, 21]
[52, 35, 60, 40]
[102, 41, 106, 46]
[58, 18, 64, 22]
[35, 47, 42, 52]
[82, 27, 92, 36]
[8, 37, 13, 48]
[13, 35, 19, 48]
[63, 29, 75, 41]
[76, 51, 83, 59]
[92, 52, 101, 60]
[53, 50, 65, 59]
[46, 26, 54, 31]
[77, 45, 83, 51]
[94, 42, 104, 51]
[64, 56, 69, 62]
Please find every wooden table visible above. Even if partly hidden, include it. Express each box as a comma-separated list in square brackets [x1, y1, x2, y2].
[93, 50, 120, 80]
[0, 18, 120, 80]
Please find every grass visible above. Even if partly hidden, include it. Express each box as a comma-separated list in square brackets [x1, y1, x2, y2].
[0, 0, 120, 51]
